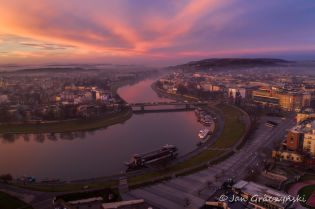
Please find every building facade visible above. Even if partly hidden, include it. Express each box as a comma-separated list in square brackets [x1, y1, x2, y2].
[252, 88, 311, 111]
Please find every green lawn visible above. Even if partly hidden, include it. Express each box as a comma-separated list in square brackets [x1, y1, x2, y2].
[298, 184, 315, 209]
[128, 170, 170, 184]
[56, 188, 121, 202]
[0, 110, 132, 134]
[14, 180, 118, 192]
[211, 104, 245, 148]
[0, 191, 33, 209]
[210, 151, 235, 165]
[175, 165, 208, 177]
[170, 150, 224, 171]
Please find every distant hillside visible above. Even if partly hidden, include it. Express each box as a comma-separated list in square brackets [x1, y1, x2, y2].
[13, 67, 94, 74]
[9, 65, 157, 74]
[170, 58, 290, 71]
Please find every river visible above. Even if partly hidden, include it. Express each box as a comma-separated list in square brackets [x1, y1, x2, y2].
[0, 78, 205, 180]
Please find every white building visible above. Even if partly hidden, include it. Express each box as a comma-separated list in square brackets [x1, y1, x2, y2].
[228, 88, 246, 99]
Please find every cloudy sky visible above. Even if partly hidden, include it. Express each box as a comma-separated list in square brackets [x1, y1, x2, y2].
[0, 0, 315, 65]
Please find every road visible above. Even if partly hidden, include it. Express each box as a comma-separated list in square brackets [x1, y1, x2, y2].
[0, 183, 55, 209]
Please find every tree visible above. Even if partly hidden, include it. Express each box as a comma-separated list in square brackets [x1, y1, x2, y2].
[0, 174, 12, 183]
[0, 107, 12, 122]
[177, 84, 188, 95]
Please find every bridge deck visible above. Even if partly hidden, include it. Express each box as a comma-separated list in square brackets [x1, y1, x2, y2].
[129, 102, 208, 107]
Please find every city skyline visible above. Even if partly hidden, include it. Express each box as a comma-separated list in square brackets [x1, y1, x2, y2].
[1, 0, 315, 66]
[1, 1, 315, 208]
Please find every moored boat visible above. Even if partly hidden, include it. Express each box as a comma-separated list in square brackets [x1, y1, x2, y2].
[198, 128, 210, 139]
[125, 144, 178, 169]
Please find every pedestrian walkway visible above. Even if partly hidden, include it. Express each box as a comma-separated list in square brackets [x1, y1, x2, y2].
[119, 176, 129, 193]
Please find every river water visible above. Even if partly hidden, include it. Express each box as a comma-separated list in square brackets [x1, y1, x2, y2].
[0, 78, 204, 180]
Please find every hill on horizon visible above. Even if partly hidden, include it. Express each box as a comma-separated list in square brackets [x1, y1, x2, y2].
[170, 58, 290, 71]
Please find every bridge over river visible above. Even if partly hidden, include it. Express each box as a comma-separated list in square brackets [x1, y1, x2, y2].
[128, 101, 209, 113]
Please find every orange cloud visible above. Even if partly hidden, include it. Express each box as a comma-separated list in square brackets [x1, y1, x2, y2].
[0, 0, 313, 65]
[0, 0, 232, 60]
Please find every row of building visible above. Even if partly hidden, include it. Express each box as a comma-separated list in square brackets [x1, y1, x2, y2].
[272, 107, 315, 165]
[252, 87, 311, 111]
[159, 72, 315, 111]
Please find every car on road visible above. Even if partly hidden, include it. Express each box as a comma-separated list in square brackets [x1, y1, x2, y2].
[265, 121, 278, 128]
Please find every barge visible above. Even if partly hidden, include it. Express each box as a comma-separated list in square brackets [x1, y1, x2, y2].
[125, 144, 178, 169]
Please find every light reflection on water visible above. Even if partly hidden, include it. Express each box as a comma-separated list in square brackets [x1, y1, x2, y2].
[0, 79, 205, 180]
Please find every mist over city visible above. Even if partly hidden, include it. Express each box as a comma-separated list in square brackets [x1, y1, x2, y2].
[0, 1, 315, 209]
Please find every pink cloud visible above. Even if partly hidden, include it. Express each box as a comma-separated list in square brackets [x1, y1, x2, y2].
[0, 0, 233, 59]
[0, 0, 314, 64]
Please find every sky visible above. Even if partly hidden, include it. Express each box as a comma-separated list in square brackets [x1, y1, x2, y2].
[0, 0, 315, 66]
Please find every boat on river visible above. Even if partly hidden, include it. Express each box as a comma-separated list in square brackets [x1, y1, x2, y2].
[198, 128, 210, 139]
[125, 144, 178, 169]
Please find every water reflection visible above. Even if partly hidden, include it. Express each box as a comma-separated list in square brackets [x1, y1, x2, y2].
[0, 131, 92, 144]
[0, 78, 205, 179]
[2, 134, 16, 143]
[23, 134, 30, 142]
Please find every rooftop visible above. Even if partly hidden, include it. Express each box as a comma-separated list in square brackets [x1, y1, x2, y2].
[233, 180, 292, 207]
[291, 118, 315, 134]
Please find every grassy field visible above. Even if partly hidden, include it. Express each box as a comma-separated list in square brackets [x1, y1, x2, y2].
[175, 165, 208, 177]
[0, 110, 132, 134]
[298, 184, 315, 209]
[170, 150, 224, 171]
[128, 177, 172, 190]
[56, 188, 122, 202]
[0, 191, 33, 209]
[14, 180, 118, 192]
[211, 104, 245, 148]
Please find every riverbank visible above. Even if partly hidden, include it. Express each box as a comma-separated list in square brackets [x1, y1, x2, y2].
[118, 83, 249, 186]
[127, 103, 247, 185]
[4, 78, 249, 194]
[151, 82, 199, 101]
[0, 77, 140, 134]
[12, 180, 119, 193]
[0, 109, 132, 134]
